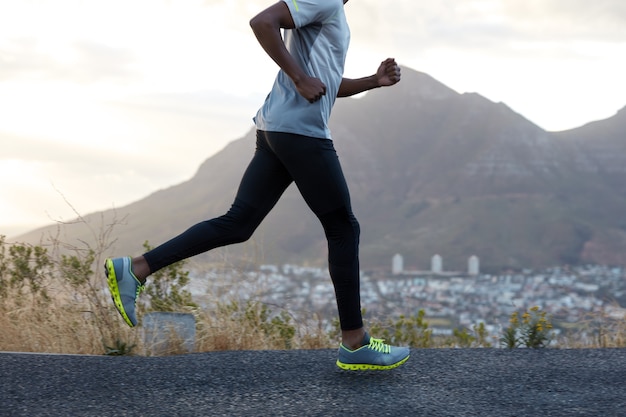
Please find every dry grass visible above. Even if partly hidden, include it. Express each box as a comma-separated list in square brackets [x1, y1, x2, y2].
[194, 303, 333, 352]
[0, 271, 333, 355]
[0, 297, 333, 355]
[0, 300, 141, 355]
[556, 307, 626, 349]
[0, 210, 144, 355]
[3, 288, 626, 355]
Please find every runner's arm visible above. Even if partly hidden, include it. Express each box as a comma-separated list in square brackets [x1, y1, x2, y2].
[338, 58, 401, 97]
[250, 1, 327, 103]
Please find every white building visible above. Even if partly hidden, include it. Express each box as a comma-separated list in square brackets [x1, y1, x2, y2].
[392, 254, 404, 275]
[431, 254, 443, 274]
[468, 255, 480, 276]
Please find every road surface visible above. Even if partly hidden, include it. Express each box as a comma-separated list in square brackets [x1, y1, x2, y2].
[1, 348, 625, 416]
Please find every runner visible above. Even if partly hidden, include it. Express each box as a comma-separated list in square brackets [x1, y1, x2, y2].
[105, 0, 409, 370]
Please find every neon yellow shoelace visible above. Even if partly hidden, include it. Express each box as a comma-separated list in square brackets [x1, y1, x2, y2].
[367, 337, 391, 354]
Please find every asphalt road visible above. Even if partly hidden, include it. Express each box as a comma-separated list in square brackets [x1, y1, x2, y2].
[1, 348, 625, 417]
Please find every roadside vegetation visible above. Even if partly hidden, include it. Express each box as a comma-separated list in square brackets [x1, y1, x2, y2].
[1, 221, 625, 355]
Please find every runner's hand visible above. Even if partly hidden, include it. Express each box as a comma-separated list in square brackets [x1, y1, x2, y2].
[376, 58, 401, 87]
[295, 75, 327, 103]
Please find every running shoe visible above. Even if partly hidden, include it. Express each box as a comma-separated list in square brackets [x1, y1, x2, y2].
[105, 257, 144, 327]
[336, 333, 410, 370]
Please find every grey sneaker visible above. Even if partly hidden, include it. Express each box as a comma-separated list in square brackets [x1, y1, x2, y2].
[105, 257, 144, 327]
[336, 333, 410, 370]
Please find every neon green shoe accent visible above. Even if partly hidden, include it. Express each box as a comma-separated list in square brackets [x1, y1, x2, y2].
[105, 258, 144, 328]
[291, 0, 299, 12]
[366, 337, 391, 354]
[336, 354, 410, 371]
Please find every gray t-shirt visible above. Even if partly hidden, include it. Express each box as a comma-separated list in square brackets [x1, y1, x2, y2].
[253, 0, 350, 139]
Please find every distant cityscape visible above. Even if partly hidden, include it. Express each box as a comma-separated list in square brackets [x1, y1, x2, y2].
[187, 253, 626, 342]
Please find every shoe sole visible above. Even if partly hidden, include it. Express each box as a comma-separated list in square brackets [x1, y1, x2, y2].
[336, 354, 410, 371]
[105, 259, 135, 328]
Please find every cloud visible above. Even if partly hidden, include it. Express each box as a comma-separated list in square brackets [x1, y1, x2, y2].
[0, 38, 136, 84]
[0, 86, 259, 188]
[0, 38, 53, 81]
[348, 0, 626, 56]
[503, 0, 626, 32]
[0, 130, 186, 232]
[0, 132, 140, 178]
[68, 41, 137, 84]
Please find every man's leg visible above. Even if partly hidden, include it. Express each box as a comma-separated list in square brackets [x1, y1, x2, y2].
[105, 131, 293, 327]
[264, 131, 410, 370]
[263, 131, 363, 336]
[141, 131, 293, 276]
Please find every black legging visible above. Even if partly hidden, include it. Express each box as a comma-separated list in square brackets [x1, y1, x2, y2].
[143, 130, 363, 330]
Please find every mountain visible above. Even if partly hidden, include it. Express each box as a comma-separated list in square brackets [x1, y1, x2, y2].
[14, 68, 626, 272]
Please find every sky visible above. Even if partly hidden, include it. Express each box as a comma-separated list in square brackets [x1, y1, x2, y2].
[1, 0, 625, 239]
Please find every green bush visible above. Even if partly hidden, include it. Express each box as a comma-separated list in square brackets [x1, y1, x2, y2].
[501, 306, 553, 349]
[453, 322, 492, 348]
[368, 309, 433, 348]
[140, 241, 196, 314]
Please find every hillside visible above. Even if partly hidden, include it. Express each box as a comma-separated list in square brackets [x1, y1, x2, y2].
[14, 68, 626, 272]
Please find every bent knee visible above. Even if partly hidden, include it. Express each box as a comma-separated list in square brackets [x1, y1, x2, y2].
[319, 207, 360, 240]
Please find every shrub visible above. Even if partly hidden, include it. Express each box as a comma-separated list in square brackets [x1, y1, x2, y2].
[501, 306, 553, 349]
[367, 309, 433, 348]
[453, 322, 492, 348]
[140, 241, 196, 314]
[195, 300, 298, 351]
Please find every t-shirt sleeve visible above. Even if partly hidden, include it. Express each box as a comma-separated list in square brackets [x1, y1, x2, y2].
[282, 0, 339, 28]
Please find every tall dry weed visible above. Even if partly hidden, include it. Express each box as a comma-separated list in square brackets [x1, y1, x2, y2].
[194, 300, 332, 352]
[0, 208, 142, 355]
[557, 305, 626, 348]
